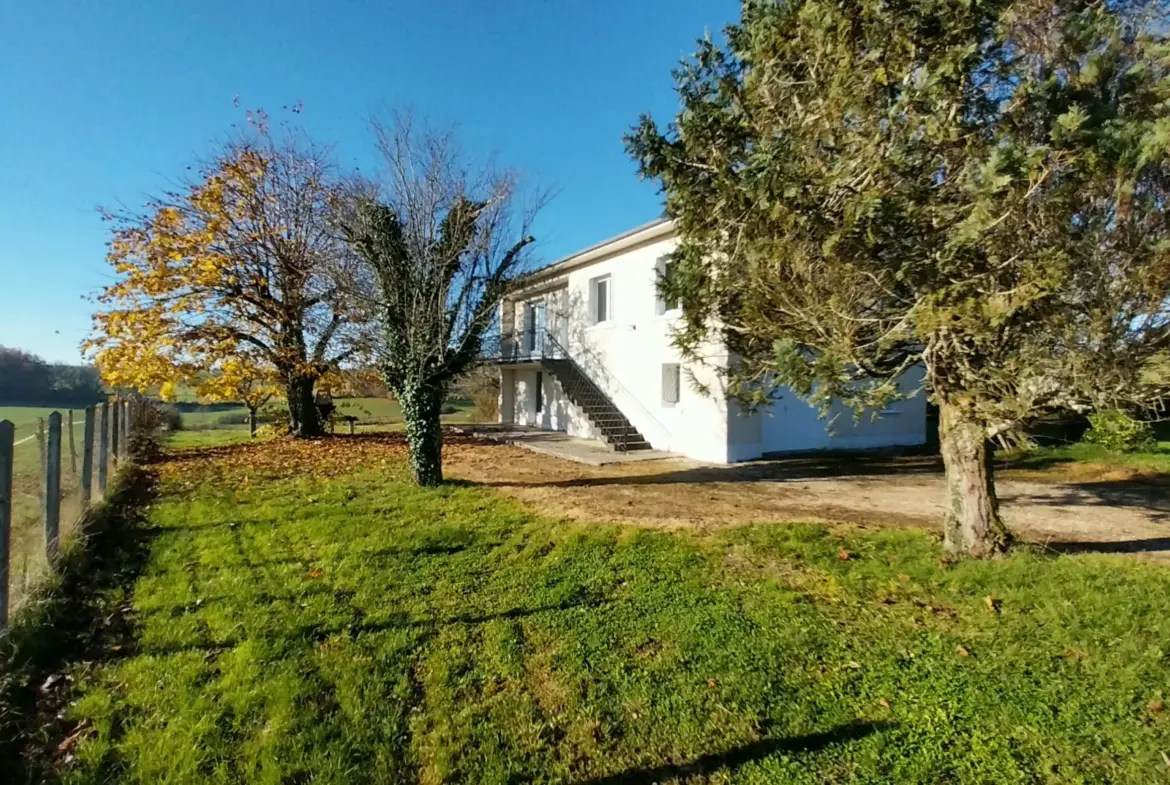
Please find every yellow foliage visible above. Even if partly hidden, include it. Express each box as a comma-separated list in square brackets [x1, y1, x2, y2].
[89, 146, 281, 396]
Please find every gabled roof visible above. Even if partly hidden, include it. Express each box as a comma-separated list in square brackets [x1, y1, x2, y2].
[517, 217, 676, 288]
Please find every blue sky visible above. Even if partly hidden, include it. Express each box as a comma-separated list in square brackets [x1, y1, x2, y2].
[0, 0, 736, 364]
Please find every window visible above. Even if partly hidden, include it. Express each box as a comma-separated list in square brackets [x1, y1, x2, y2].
[661, 363, 681, 407]
[656, 258, 680, 314]
[589, 275, 611, 325]
[535, 371, 543, 413]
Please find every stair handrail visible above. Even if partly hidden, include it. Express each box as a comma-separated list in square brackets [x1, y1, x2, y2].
[541, 328, 669, 451]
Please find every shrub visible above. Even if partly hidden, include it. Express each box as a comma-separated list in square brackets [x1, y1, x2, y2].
[157, 403, 183, 432]
[440, 404, 458, 415]
[1082, 410, 1156, 453]
[454, 366, 499, 422]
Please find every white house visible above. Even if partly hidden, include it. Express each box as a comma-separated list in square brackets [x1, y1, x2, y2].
[490, 218, 927, 464]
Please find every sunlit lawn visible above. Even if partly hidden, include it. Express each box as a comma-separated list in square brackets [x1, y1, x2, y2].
[177, 397, 478, 431]
[1001, 441, 1170, 481]
[5, 434, 1170, 784]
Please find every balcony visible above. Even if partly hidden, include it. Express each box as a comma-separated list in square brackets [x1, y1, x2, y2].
[481, 329, 567, 364]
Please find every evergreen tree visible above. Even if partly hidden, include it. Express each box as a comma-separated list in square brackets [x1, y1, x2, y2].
[628, 0, 1170, 555]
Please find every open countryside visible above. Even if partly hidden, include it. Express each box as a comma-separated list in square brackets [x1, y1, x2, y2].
[3, 0, 1170, 783]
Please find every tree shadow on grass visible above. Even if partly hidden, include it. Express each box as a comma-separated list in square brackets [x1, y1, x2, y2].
[1039, 537, 1170, 555]
[0, 466, 159, 784]
[114, 595, 616, 660]
[472, 451, 943, 489]
[578, 721, 893, 784]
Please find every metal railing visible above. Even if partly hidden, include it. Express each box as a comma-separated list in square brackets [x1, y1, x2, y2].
[482, 328, 671, 453]
[482, 329, 567, 363]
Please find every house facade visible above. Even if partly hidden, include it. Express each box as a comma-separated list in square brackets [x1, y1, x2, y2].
[490, 218, 927, 463]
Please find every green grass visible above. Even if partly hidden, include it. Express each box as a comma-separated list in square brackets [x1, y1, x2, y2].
[166, 429, 262, 449]
[177, 397, 477, 431]
[4, 437, 1168, 783]
[0, 406, 93, 613]
[1002, 440, 1170, 476]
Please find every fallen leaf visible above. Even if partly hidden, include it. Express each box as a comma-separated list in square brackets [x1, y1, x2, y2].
[837, 547, 852, 561]
[956, 647, 970, 657]
[1149, 699, 1165, 714]
[56, 722, 88, 754]
[984, 596, 1002, 614]
[897, 574, 910, 582]
[878, 698, 890, 708]
[707, 678, 717, 689]
[307, 567, 323, 579]
[846, 661, 862, 670]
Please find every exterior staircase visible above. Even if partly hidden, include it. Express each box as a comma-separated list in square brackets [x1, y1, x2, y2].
[541, 356, 652, 452]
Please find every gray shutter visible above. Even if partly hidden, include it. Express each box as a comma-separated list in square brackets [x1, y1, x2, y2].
[662, 364, 681, 405]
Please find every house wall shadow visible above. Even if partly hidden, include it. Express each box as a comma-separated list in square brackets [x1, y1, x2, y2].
[576, 721, 893, 785]
[475, 450, 944, 488]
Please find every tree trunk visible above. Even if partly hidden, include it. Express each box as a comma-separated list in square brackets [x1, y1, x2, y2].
[286, 376, 323, 438]
[399, 382, 444, 486]
[248, 405, 258, 438]
[938, 403, 1010, 557]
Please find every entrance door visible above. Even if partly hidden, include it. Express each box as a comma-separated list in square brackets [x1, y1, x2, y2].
[523, 300, 547, 356]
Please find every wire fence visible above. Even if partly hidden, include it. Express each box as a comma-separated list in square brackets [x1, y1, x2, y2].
[0, 400, 140, 629]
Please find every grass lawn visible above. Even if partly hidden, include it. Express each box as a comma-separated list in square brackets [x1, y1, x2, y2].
[4, 435, 1168, 784]
[1001, 441, 1170, 482]
[178, 397, 477, 431]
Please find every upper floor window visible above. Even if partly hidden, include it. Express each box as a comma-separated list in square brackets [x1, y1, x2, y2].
[590, 274, 612, 325]
[656, 257, 680, 315]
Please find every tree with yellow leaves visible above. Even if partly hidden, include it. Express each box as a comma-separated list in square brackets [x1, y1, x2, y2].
[195, 355, 280, 437]
[89, 127, 367, 436]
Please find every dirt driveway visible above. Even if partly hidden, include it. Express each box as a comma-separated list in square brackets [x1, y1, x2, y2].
[443, 441, 1170, 557]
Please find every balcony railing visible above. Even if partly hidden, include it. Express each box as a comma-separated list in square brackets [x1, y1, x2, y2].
[481, 329, 568, 364]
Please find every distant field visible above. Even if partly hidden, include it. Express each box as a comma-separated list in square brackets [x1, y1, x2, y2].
[0, 405, 89, 438]
[176, 396, 478, 431]
[0, 405, 96, 616]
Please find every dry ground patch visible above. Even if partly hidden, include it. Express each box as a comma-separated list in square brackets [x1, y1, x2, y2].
[442, 438, 1170, 555]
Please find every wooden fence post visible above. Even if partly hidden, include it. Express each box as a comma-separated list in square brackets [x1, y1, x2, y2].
[123, 401, 131, 454]
[111, 401, 121, 465]
[68, 409, 78, 475]
[97, 402, 110, 496]
[0, 420, 13, 629]
[81, 406, 96, 510]
[44, 412, 62, 566]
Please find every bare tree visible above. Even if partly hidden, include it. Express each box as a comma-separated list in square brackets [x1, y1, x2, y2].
[337, 114, 545, 485]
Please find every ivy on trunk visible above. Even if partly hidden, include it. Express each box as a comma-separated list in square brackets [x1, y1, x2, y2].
[338, 115, 544, 485]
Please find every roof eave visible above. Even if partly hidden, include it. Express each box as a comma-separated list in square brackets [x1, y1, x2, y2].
[514, 217, 676, 290]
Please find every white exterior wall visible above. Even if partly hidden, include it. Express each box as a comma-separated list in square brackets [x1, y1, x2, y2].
[499, 221, 928, 463]
[756, 365, 928, 455]
[566, 235, 739, 463]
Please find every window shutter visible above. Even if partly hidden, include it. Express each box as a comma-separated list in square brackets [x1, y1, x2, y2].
[588, 278, 597, 325]
[662, 363, 681, 406]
